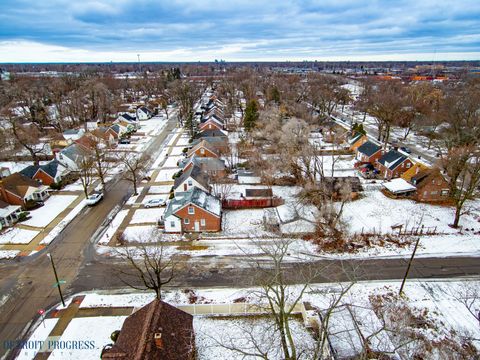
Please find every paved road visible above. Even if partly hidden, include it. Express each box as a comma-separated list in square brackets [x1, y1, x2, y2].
[0, 117, 178, 360]
[1, 113, 479, 359]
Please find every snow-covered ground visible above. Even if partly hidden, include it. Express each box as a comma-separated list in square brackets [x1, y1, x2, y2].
[155, 168, 178, 182]
[40, 200, 87, 245]
[0, 227, 39, 245]
[47, 316, 127, 360]
[27, 278, 480, 360]
[122, 225, 159, 243]
[342, 190, 480, 235]
[147, 185, 172, 194]
[98, 210, 129, 245]
[23, 195, 77, 228]
[130, 208, 165, 224]
[15, 318, 59, 360]
[0, 250, 20, 259]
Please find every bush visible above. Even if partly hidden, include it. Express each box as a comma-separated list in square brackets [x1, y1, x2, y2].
[110, 330, 120, 343]
[169, 192, 175, 199]
[188, 138, 193, 143]
[17, 212, 30, 222]
[182, 147, 188, 153]
[172, 170, 183, 179]
[50, 181, 62, 190]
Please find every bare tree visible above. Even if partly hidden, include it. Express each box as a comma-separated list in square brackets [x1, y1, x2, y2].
[120, 153, 151, 195]
[117, 237, 175, 300]
[78, 156, 96, 198]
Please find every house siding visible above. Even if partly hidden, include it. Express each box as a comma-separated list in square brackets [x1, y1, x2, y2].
[175, 204, 221, 232]
[33, 170, 55, 186]
[356, 150, 382, 164]
[415, 176, 450, 202]
[376, 158, 413, 179]
[350, 136, 368, 151]
[191, 147, 218, 158]
[0, 188, 23, 206]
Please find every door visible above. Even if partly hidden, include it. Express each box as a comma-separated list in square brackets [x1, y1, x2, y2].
[194, 221, 200, 231]
[184, 183, 187, 191]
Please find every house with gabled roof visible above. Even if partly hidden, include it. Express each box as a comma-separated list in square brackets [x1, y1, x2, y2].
[0, 173, 49, 208]
[376, 149, 413, 179]
[356, 141, 383, 164]
[401, 162, 430, 183]
[173, 165, 210, 195]
[411, 168, 450, 202]
[109, 124, 127, 138]
[163, 187, 221, 233]
[20, 160, 68, 186]
[91, 127, 118, 146]
[182, 156, 226, 178]
[187, 140, 220, 158]
[136, 106, 153, 121]
[56, 143, 92, 172]
[349, 132, 368, 151]
[62, 128, 85, 143]
[199, 116, 224, 132]
[0, 200, 23, 228]
[116, 113, 139, 131]
[101, 299, 195, 360]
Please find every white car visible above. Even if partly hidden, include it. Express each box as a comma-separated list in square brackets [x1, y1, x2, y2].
[144, 199, 165, 208]
[86, 192, 104, 206]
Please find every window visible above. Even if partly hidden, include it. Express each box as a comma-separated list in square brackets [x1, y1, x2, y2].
[170, 221, 175, 227]
[188, 206, 194, 214]
[188, 180, 193, 186]
[184, 218, 190, 224]
[423, 191, 427, 196]
[431, 191, 438, 195]
[441, 190, 449, 196]
[200, 148, 205, 154]
[200, 218, 206, 226]
[406, 163, 411, 168]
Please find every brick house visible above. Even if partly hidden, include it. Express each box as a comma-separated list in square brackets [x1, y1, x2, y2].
[20, 160, 67, 186]
[376, 149, 413, 179]
[187, 140, 220, 158]
[0, 173, 49, 208]
[163, 187, 221, 233]
[401, 162, 430, 182]
[101, 299, 195, 360]
[356, 141, 383, 164]
[411, 169, 450, 202]
[199, 117, 224, 132]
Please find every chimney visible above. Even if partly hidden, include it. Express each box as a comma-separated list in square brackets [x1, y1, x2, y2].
[154, 333, 163, 349]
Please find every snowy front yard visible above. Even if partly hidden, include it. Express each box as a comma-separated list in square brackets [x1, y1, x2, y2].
[23, 195, 77, 228]
[0, 227, 39, 245]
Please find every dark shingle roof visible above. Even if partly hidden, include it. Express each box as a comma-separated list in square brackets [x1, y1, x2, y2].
[196, 129, 227, 138]
[120, 113, 136, 122]
[378, 150, 407, 170]
[101, 299, 194, 360]
[357, 141, 381, 157]
[174, 165, 210, 191]
[20, 165, 39, 179]
[0, 173, 43, 198]
[40, 160, 60, 178]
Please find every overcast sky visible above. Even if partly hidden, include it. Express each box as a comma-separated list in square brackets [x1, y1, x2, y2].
[1, 0, 479, 62]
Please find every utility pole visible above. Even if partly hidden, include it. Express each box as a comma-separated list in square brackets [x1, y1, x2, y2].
[399, 237, 420, 295]
[47, 253, 66, 307]
[137, 54, 141, 73]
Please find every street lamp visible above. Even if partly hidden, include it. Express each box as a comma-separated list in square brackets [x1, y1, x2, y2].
[47, 253, 66, 307]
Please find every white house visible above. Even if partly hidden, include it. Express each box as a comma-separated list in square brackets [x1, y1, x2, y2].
[173, 165, 210, 195]
[56, 144, 92, 172]
[136, 106, 153, 120]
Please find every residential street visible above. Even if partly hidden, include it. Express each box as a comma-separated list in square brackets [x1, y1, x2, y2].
[0, 112, 479, 360]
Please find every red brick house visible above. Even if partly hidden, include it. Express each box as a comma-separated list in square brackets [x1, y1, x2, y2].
[411, 169, 450, 202]
[0, 173, 49, 208]
[20, 160, 67, 186]
[187, 140, 219, 158]
[356, 141, 383, 164]
[199, 117, 224, 132]
[376, 149, 413, 179]
[101, 299, 195, 360]
[163, 187, 221, 233]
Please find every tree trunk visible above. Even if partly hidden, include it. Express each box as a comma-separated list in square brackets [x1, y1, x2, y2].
[453, 206, 462, 228]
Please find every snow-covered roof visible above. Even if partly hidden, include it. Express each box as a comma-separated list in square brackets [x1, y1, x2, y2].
[382, 178, 416, 194]
[165, 187, 221, 219]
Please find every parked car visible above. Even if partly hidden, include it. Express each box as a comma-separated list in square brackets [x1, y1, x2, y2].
[144, 199, 165, 208]
[119, 138, 131, 144]
[86, 192, 104, 206]
[399, 146, 412, 154]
